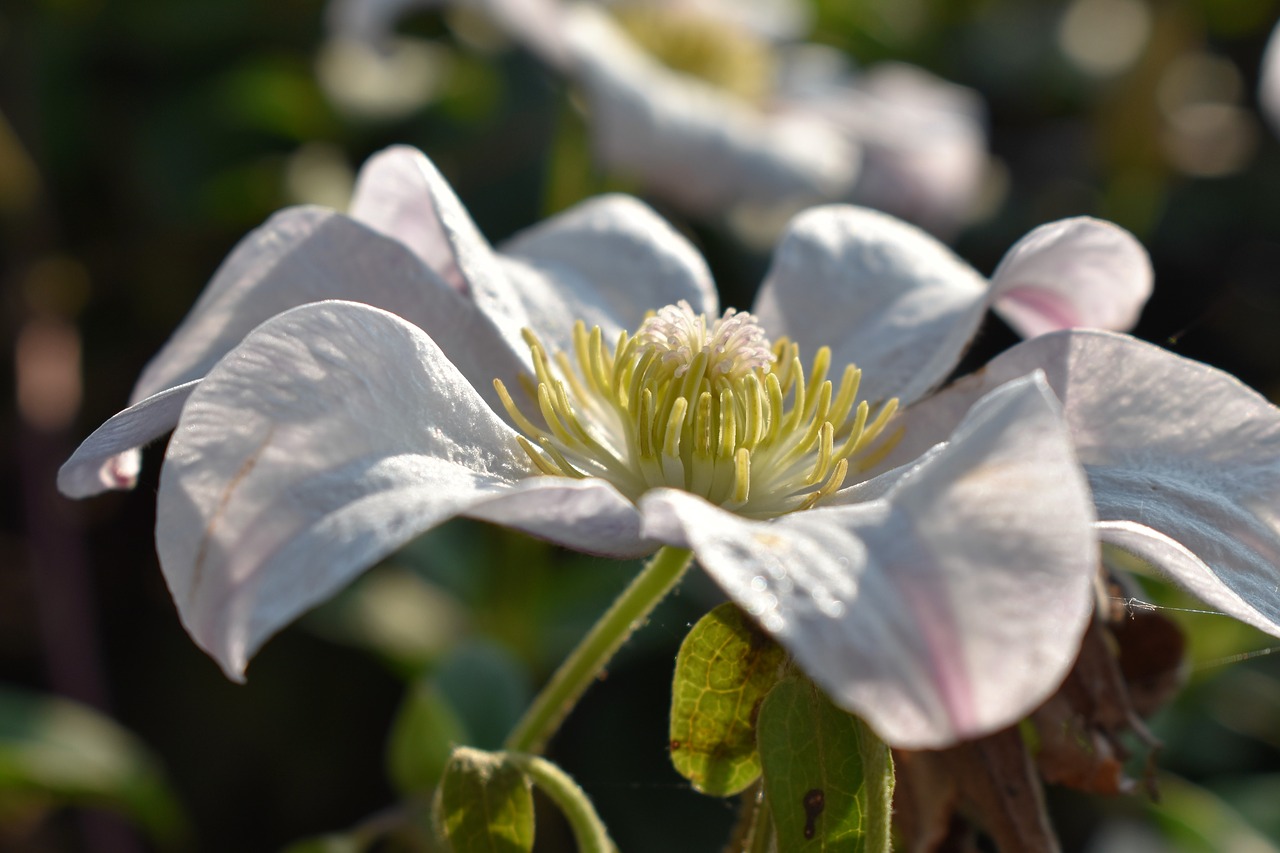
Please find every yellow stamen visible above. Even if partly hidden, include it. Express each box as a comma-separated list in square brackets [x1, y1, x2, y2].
[497, 301, 900, 518]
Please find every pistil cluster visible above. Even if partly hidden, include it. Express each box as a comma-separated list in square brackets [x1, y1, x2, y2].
[496, 301, 898, 518]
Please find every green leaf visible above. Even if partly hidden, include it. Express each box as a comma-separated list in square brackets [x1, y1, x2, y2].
[436, 748, 534, 853]
[0, 685, 187, 844]
[307, 565, 469, 677]
[756, 677, 893, 853]
[669, 603, 785, 796]
[388, 679, 470, 797]
[435, 642, 531, 750]
[1148, 772, 1280, 853]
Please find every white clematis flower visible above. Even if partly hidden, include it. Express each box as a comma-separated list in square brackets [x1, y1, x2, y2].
[63, 146, 1176, 750]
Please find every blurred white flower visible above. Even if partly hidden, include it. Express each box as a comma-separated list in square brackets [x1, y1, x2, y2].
[325, 0, 992, 236]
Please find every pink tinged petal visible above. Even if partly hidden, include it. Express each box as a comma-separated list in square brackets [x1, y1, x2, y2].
[128, 204, 523, 418]
[497, 193, 719, 353]
[465, 477, 652, 559]
[156, 301, 531, 680]
[989, 217, 1153, 338]
[887, 330, 1280, 637]
[752, 205, 988, 406]
[562, 7, 858, 216]
[57, 381, 199, 498]
[642, 373, 1097, 748]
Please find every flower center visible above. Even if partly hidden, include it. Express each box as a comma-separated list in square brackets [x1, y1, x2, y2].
[613, 5, 775, 103]
[495, 301, 899, 518]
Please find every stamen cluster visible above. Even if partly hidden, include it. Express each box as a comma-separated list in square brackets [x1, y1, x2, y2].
[495, 303, 899, 518]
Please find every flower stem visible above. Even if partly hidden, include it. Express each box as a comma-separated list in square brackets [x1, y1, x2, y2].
[504, 545, 695, 754]
[506, 752, 616, 853]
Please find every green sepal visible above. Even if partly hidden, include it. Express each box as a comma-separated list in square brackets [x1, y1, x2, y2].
[435, 747, 534, 853]
[669, 602, 786, 796]
[756, 677, 893, 852]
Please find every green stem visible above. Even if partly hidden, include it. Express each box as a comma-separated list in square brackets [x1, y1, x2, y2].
[504, 545, 695, 754]
[746, 790, 774, 853]
[506, 752, 616, 853]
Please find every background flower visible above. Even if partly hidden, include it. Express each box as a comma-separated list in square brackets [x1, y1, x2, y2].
[324, 0, 993, 238]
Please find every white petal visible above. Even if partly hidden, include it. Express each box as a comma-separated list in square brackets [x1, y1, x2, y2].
[497, 193, 719, 353]
[1099, 521, 1280, 638]
[465, 477, 652, 558]
[57, 381, 199, 497]
[344, 145, 546, 367]
[347, 144, 494, 296]
[129, 205, 523, 416]
[157, 301, 530, 680]
[989, 217, 1153, 337]
[642, 373, 1096, 748]
[886, 330, 1280, 637]
[352, 146, 719, 356]
[563, 6, 858, 216]
[752, 204, 988, 406]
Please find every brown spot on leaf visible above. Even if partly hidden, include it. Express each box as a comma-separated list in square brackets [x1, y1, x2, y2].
[802, 788, 824, 839]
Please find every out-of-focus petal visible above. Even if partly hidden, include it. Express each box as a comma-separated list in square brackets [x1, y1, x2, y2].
[655, 0, 811, 40]
[129, 205, 523, 417]
[497, 193, 718, 352]
[57, 381, 199, 497]
[465, 477, 652, 558]
[473, 0, 572, 66]
[156, 301, 530, 680]
[1260, 18, 1280, 139]
[563, 5, 858, 216]
[327, 0, 435, 47]
[642, 373, 1096, 748]
[880, 330, 1280, 639]
[326, 0, 569, 65]
[989, 217, 1152, 338]
[780, 56, 989, 237]
[752, 204, 987, 406]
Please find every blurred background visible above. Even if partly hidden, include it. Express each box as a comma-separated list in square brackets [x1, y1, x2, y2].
[5, 0, 1280, 849]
